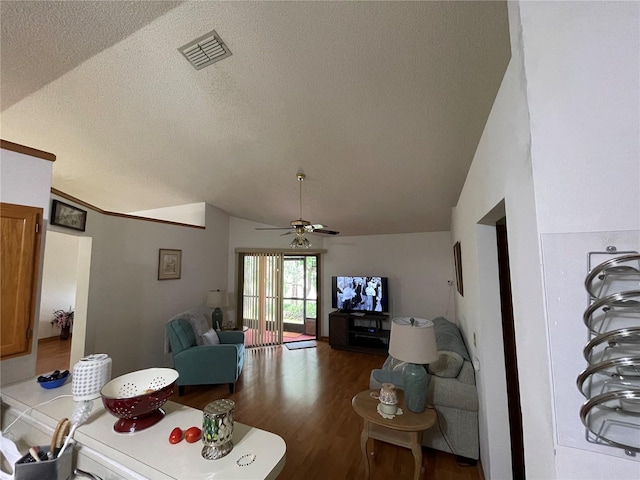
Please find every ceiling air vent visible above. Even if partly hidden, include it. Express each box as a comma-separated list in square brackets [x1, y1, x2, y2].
[178, 29, 232, 70]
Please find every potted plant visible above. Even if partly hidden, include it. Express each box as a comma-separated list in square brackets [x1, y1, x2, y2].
[51, 308, 74, 340]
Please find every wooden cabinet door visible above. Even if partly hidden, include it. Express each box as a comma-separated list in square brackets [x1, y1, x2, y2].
[1, 203, 42, 359]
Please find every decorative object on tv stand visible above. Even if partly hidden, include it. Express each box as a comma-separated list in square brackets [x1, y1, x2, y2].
[388, 317, 439, 413]
[158, 248, 182, 280]
[57, 354, 112, 458]
[207, 290, 229, 330]
[202, 399, 235, 460]
[51, 307, 74, 340]
[379, 382, 398, 415]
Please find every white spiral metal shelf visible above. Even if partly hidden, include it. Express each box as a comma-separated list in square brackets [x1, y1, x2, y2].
[578, 252, 640, 456]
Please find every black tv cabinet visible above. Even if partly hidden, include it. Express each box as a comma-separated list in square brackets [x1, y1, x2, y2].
[328, 311, 390, 356]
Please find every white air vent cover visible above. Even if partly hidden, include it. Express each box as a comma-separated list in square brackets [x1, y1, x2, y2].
[178, 29, 232, 70]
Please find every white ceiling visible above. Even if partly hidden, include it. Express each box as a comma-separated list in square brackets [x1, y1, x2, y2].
[1, 1, 510, 236]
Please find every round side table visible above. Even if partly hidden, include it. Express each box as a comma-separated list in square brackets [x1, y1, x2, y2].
[352, 389, 436, 480]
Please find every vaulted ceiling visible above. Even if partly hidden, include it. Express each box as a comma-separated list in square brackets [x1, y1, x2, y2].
[1, 1, 510, 236]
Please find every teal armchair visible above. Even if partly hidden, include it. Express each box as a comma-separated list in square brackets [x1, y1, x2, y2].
[165, 315, 245, 395]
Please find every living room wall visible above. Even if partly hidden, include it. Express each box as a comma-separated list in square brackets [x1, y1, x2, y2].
[227, 218, 453, 337]
[453, 1, 639, 479]
[322, 232, 454, 336]
[47, 193, 230, 378]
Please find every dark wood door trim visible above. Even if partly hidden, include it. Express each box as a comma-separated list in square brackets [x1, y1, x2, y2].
[496, 219, 526, 479]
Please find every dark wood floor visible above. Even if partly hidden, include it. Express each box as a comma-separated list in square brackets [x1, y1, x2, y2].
[170, 341, 483, 480]
[37, 337, 483, 479]
[36, 336, 72, 374]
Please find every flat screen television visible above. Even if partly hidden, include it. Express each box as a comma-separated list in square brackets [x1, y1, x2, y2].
[331, 276, 388, 313]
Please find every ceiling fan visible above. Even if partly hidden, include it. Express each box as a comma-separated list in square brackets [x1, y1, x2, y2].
[256, 173, 339, 248]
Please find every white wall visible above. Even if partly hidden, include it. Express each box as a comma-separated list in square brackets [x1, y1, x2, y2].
[48, 194, 230, 378]
[453, 1, 640, 479]
[518, 0, 640, 477]
[127, 202, 206, 227]
[322, 232, 454, 337]
[0, 147, 53, 384]
[38, 231, 79, 339]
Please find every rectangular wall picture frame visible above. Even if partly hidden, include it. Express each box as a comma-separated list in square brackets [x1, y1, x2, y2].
[158, 249, 182, 280]
[51, 200, 87, 232]
[453, 241, 464, 296]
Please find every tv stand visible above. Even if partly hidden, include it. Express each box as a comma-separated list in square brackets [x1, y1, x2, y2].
[329, 311, 390, 356]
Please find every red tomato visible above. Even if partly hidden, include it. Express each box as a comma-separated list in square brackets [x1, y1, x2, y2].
[185, 426, 201, 443]
[169, 427, 183, 444]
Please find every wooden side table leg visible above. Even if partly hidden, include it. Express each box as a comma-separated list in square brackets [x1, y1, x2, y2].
[410, 432, 423, 480]
[360, 419, 371, 479]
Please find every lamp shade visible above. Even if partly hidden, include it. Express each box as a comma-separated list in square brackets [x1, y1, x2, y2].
[207, 290, 229, 308]
[388, 317, 439, 365]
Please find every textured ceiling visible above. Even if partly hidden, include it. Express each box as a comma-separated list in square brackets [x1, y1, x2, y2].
[0, 1, 510, 236]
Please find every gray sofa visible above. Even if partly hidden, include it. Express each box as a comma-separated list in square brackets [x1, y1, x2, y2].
[369, 316, 479, 460]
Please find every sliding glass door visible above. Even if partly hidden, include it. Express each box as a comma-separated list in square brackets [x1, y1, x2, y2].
[239, 252, 283, 347]
[238, 252, 319, 347]
[282, 256, 317, 336]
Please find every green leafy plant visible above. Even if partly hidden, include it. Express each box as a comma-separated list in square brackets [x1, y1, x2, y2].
[51, 308, 74, 329]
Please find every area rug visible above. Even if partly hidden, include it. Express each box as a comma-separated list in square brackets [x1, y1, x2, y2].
[285, 340, 317, 350]
[283, 332, 302, 338]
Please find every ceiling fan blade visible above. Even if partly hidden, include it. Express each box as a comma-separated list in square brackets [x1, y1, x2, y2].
[313, 228, 340, 235]
[280, 231, 293, 236]
[255, 227, 292, 230]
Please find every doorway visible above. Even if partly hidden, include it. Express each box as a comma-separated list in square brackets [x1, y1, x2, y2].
[282, 255, 318, 342]
[238, 252, 318, 347]
[36, 231, 92, 373]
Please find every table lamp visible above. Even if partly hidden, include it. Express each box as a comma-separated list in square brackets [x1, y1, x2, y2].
[388, 317, 439, 413]
[207, 290, 229, 330]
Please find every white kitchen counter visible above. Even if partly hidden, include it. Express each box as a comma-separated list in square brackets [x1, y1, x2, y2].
[1, 378, 286, 479]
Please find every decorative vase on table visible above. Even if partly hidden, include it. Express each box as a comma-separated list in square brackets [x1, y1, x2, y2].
[52, 308, 74, 340]
[60, 325, 71, 340]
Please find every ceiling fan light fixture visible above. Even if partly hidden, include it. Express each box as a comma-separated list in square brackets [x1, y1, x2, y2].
[289, 235, 311, 249]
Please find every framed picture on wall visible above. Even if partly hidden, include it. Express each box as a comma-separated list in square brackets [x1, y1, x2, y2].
[158, 249, 182, 280]
[51, 200, 87, 232]
[453, 241, 464, 296]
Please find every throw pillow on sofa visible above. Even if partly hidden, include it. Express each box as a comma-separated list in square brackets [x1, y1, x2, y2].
[428, 350, 464, 378]
[187, 313, 211, 346]
[201, 328, 221, 345]
[428, 317, 471, 378]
